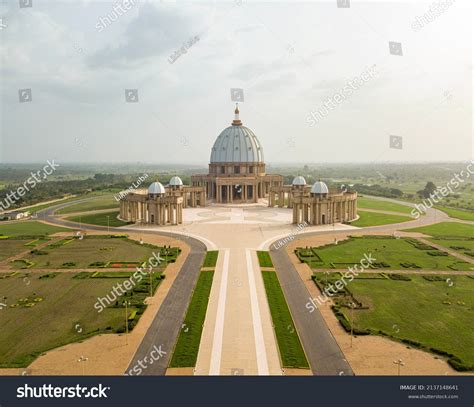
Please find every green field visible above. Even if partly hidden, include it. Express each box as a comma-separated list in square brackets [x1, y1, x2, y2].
[436, 207, 474, 222]
[0, 270, 163, 367]
[202, 251, 218, 268]
[295, 236, 472, 271]
[19, 236, 177, 269]
[56, 194, 119, 215]
[26, 191, 120, 214]
[350, 211, 412, 227]
[428, 238, 474, 258]
[169, 270, 214, 367]
[66, 210, 129, 227]
[0, 221, 69, 237]
[257, 251, 274, 268]
[323, 274, 474, 370]
[404, 222, 474, 238]
[261, 271, 309, 368]
[0, 239, 33, 261]
[358, 196, 415, 215]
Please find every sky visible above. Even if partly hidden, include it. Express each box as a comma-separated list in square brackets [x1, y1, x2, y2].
[0, 0, 472, 165]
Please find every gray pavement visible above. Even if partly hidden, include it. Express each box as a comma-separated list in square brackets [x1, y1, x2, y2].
[270, 247, 353, 376]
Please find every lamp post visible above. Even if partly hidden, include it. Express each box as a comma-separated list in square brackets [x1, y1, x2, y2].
[123, 300, 131, 345]
[149, 270, 153, 298]
[107, 215, 110, 234]
[349, 302, 355, 348]
[393, 359, 405, 376]
[77, 355, 88, 376]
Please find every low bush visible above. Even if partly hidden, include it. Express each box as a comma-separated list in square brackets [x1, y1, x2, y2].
[388, 273, 412, 281]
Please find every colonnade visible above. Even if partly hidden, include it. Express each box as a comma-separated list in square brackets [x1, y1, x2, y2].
[119, 197, 184, 225]
[291, 195, 358, 225]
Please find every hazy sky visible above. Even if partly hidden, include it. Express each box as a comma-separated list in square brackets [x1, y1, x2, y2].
[0, 0, 472, 165]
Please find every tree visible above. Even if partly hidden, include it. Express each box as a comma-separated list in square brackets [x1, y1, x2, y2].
[418, 181, 437, 198]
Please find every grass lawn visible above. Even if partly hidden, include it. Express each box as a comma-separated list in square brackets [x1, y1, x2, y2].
[257, 251, 274, 268]
[66, 210, 129, 227]
[436, 206, 474, 222]
[328, 274, 474, 370]
[21, 236, 175, 269]
[358, 196, 415, 215]
[261, 271, 309, 368]
[169, 270, 214, 367]
[26, 190, 121, 214]
[295, 236, 472, 271]
[202, 251, 218, 268]
[0, 221, 69, 237]
[56, 194, 119, 215]
[0, 270, 163, 367]
[350, 211, 412, 227]
[404, 222, 474, 239]
[0, 239, 33, 261]
[428, 238, 474, 259]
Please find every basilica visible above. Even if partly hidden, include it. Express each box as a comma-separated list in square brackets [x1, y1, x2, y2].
[118, 105, 357, 225]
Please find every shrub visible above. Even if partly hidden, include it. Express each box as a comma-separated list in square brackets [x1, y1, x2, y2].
[30, 249, 48, 255]
[448, 357, 474, 372]
[388, 274, 412, 281]
[422, 275, 446, 282]
[61, 262, 76, 268]
[400, 262, 421, 269]
[427, 250, 448, 257]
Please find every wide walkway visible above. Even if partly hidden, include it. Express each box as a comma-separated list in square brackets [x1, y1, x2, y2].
[130, 205, 356, 375]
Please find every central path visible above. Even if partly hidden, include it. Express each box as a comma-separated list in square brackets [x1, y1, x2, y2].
[196, 243, 281, 375]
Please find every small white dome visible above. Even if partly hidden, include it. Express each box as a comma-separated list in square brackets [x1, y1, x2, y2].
[311, 180, 329, 194]
[148, 181, 166, 195]
[169, 176, 183, 186]
[292, 176, 307, 186]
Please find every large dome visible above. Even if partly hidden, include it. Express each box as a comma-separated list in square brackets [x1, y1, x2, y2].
[210, 106, 264, 163]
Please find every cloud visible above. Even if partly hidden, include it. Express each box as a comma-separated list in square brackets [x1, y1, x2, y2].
[87, 3, 201, 69]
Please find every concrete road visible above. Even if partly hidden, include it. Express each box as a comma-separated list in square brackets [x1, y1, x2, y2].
[125, 241, 206, 375]
[270, 247, 353, 376]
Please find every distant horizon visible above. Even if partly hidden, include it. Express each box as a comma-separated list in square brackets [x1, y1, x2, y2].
[1, 160, 473, 166]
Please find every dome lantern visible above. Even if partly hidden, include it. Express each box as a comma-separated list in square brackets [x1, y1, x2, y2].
[148, 181, 166, 197]
[292, 176, 307, 187]
[310, 180, 329, 195]
[169, 176, 184, 189]
[232, 103, 242, 126]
